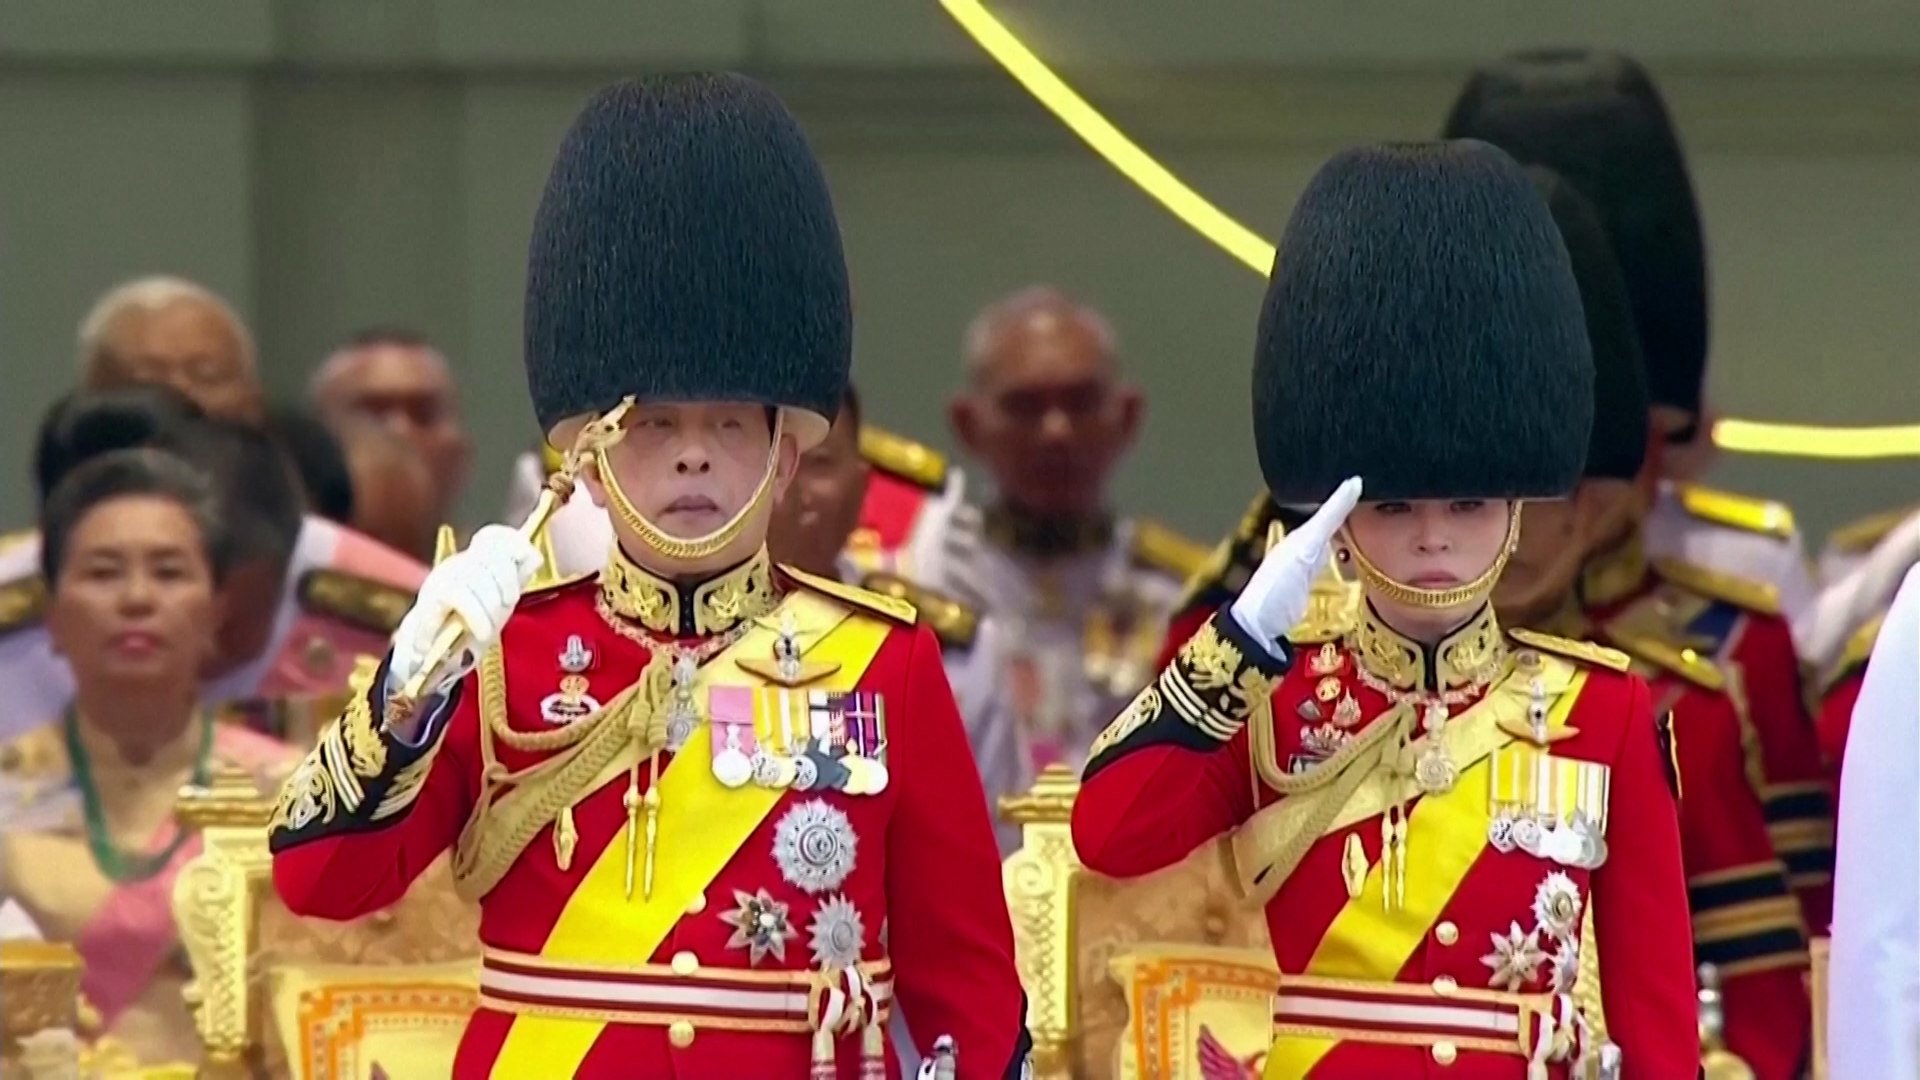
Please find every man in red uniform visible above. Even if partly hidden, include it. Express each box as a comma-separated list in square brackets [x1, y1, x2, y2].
[1072, 142, 1695, 1077]
[1493, 169, 1809, 1078]
[1447, 50, 1835, 937]
[267, 74, 1029, 1079]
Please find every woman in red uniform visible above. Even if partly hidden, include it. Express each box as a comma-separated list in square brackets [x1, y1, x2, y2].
[1071, 141, 1695, 1077]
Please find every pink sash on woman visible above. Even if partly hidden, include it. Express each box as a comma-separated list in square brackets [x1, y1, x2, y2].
[75, 726, 293, 1025]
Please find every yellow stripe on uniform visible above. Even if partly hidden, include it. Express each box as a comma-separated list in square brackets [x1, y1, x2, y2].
[489, 593, 891, 1078]
[1263, 672, 1588, 1079]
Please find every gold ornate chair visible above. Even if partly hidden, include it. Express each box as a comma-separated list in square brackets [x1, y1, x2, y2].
[1002, 766, 1275, 1080]
[172, 764, 479, 1079]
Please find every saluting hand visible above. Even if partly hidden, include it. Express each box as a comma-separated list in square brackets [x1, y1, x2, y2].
[1228, 476, 1362, 659]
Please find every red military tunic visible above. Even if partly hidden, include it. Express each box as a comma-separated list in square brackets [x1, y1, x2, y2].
[1581, 533, 1834, 935]
[1073, 602, 1696, 1078]
[267, 546, 1028, 1079]
[1554, 603, 1809, 1079]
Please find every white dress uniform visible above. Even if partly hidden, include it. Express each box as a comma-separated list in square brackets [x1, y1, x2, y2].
[912, 504, 1203, 782]
[1828, 562, 1920, 1080]
[1643, 480, 1818, 644]
[0, 516, 423, 742]
[1800, 506, 1920, 679]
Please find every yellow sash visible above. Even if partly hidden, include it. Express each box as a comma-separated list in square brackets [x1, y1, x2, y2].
[1262, 668, 1587, 1079]
[489, 592, 893, 1077]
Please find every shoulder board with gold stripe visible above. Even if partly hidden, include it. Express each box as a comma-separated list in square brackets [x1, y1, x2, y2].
[858, 428, 948, 491]
[1130, 519, 1210, 582]
[859, 572, 977, 649]
[1601, 624, 1727, 692]
[1508, 628, 1631, 673]
[296, 570, 417, 636]
[1823, 612, 1886, 693]
[1175, 493, 1277, 608]
[1652, 558, 1781, 617]
[783, 565, 917, 626]
[1825, 504, 1920, 556]
[1675, 483, 1797, 539]
[0, 575, 48, 639]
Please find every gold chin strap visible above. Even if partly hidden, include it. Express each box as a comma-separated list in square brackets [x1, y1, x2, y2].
[1344, 503, 1523, 610]
[595, 410, 785, 564]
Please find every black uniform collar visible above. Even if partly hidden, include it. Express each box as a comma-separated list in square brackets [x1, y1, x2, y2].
[597, 544, 777, 638]
[1346, 601, 1507, 695]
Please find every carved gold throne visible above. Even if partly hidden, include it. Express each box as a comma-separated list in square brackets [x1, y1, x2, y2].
[1002, 766, 1276, 1080]
[171, 765, 479, 1079]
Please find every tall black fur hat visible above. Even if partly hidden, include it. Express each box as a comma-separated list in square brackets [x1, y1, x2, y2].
[1253, 140, 1593, 504]
[1443, 50, 1707, 420]
[523, 74, 851, 446]
[1527, 167, 1649, 481]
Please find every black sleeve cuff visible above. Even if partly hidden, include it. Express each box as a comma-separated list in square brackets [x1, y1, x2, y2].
[267, 653, 457, 851]
[1082, 606, 1293, 780]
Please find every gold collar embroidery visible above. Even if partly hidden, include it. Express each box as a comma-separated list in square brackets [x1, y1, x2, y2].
[983, 503, 1115, 559]
[598, 544, 777, 638]
[1346, 602, 1507, 694]
[1580, 530, 1648, 609]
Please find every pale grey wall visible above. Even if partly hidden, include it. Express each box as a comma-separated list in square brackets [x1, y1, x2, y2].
[3, 0, 1916, 547]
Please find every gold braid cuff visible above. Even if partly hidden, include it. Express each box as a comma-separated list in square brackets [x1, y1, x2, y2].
[1084, 614, 1282, 770]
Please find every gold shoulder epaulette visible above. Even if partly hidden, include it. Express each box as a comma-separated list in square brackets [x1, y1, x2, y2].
[858, 427, 948, 491]
[783, 566, 917, 625]
[1131, 519, 1211, 581]
[0, 575, 48, 638]
[1824, 613, 1886, 693]
[296, 569, 417, 636]
[859, 572, 977, 649]
[1652, 558, 1781, 617]
[1826, 504, 1919, 556]
[1676, 484, 1797, 539]
[1601, 625, 1727, 692]
[1508, 628, 1632, 673]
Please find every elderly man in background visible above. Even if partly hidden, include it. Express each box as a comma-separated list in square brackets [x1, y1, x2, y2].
[914, 286, 1203, 780]
[309, 327, 472, 532]
[77, 275, 265, 425]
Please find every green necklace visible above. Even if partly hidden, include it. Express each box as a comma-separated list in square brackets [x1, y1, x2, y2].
[62, 707, 214, 883]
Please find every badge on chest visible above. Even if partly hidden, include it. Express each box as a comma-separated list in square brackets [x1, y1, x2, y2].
[1486, 746, 1611, 870]
[709, 686, 890, 796]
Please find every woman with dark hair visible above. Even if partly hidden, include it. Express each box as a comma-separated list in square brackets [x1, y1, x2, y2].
[0, 448, 296, 1066]
[0, 388, 428, 743]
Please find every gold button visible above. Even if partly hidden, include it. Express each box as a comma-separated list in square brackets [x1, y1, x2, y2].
[670, 951, 700, 976]
[1432, 1041, 1457, 1065]
[668, 1020, 696, 1048]
[1435, 921, 1458, 946]
[686, 892, 708, 915]
[1431, 975, 1458, 997]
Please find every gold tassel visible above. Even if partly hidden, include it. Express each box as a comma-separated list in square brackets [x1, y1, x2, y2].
[642, 751, 663, 900]
[553, 806, 578, 871]
[860, 1016, 886, 1080]
[622, 762, 641, 899]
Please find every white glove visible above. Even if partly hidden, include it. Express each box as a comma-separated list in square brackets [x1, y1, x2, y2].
[388, 524, 545, 695]
[1229, 476, 1363, 658]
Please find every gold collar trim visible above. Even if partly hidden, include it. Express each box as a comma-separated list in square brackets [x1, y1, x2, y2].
[598, 545, 777, 638]
[1580, 530, 1648, 609]
[1345, 602, 1507, 694]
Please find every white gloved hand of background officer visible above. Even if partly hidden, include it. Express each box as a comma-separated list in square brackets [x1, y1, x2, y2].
[387, 524, 545, 697]
[1228, 476, 1363, 659]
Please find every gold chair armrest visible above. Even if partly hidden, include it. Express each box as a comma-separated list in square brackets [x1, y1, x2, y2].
[172, 763, 275, 1079]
